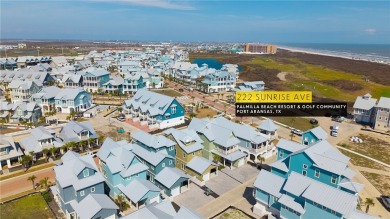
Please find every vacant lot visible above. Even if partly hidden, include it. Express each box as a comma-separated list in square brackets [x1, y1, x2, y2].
[153, 89, 183, 97]
[268, 117, 314, 131]
[339, 150, 387, 171]
[215, 207, 252, 219]
[0, 194, 54, 219]
[361, 172, 390, 196]
[339, 134, 390, 165]
[195, 107, 218, 118]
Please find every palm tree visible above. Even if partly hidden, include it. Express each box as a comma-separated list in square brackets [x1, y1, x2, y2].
[88, 138, 95, 148]
[213, 154, 221, 164]
[42, 148, 50, 161]
[257, 155, 265, 169]
[21, 155, 32, 171]
[27, 175, 37, 190]
[80, 140, 88, 152]
[115, 195, 129, 211]
[40, 177, 50, 191]
[189, 113, 197, 118]
[97, 136, 105, 146]
[50, 147, 58, 159]
[0, 118, 6, 129]
[364, 198, 375, 213]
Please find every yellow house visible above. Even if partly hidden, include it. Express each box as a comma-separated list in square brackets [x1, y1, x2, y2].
[164, 128, 218, 182]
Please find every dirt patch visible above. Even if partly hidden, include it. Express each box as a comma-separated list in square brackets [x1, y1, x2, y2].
[215, 208, 252, 219]
[266, 50, 390, 86]
[339, 150, 387, 171]
[239, 64, 280, 86]
[339, 134, 390, 164]
[321, 80, 364, 91]
[361, 171, 390, 196]
[277, 72, 289, 81]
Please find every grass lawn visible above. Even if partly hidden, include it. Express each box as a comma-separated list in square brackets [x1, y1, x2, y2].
[339, 150, 387, 171]
[153, 89, 183, 97]
[216, 208, 251, 219]
[195, 107, 218, 118]
[0, 194, 54, 219]
[268, 117, 315, 131]
[0, 128, 23, 134]
[361, 171, 390, 196]
[338, 134, 390, 165]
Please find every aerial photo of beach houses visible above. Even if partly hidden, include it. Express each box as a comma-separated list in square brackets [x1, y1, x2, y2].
[0, 1, 389, 219]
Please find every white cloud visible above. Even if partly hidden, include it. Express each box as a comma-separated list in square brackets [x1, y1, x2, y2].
[94, 0, 196, 10]
[364, 28, 377, 35]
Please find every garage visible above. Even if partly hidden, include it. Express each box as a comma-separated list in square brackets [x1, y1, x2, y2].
[171, 186, 181, 197]
[149, 195, 160, 204]
[237, 158, 245, 167]
[203, 173, 210, 181]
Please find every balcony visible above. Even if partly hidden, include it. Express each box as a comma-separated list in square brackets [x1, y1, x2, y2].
[0, 151, 8, 156]
[215, 146, 238, 155]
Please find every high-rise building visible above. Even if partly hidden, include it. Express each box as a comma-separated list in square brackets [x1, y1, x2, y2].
[243, 43, 277, 54]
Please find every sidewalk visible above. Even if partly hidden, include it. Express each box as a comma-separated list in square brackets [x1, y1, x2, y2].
[337, 146, 390, 168]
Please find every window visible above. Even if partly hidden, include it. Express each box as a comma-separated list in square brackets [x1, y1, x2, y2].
[181, 164, 186, 170]
[171, 106, 177, 114]
[91, 187, 95, 192]
[303, 164, 308, 169]
[162, 163, 166, 167]
[302, 170, 307, 176]
[169, 146, 174, 151]
[183, 154, 186, 158]
[279, 150, 284, 158]
[83, 169, 89, 177]
[136, 173, 139, 177]
[169, 160, 172, 165]
[314, 169, 320, 178]
[331, 210, 336, 215]
[192, 152, 195, 156]
[273, 196, 278, 202]
[331, 175, 337, 184]
[313, 202, 318, 206]
[80, 190, 85, 196]
[322, 206, 327, 210]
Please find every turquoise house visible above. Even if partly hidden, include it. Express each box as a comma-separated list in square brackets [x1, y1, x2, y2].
[302, 126, 328, 145]
[97, 138, 148, 197]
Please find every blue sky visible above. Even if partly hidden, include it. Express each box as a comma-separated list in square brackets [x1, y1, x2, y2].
[1, 1, 389, 43]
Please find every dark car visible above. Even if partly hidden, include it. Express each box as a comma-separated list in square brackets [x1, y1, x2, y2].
[380, 195, 390, 211]
[310, 119, 318, 125]
[179, 88, 184, 92]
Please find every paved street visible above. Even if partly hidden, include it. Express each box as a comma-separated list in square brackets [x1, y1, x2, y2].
[0, 167, 55, 200]
[173, 183, 215, 210]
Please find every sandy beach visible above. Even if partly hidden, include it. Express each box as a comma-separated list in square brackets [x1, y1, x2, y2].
[278, 46, 390, 65]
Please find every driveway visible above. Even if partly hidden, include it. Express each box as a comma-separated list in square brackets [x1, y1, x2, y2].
[173, 182, 215, 211]
[220, 164, 260, 183]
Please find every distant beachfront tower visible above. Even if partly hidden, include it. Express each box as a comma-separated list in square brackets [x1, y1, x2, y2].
[244, 43, 277, 54]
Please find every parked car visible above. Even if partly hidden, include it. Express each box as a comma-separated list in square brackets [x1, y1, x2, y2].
[331, 130, 338, 137]
[179, 88, 184, 92]
[380, 195, 390, 211]
[332, 116, 345, 122]
[310, 119, 318, 125]
[291, 129, 303, 136]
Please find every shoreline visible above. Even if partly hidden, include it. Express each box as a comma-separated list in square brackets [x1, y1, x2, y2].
[278, 46, 390, 65]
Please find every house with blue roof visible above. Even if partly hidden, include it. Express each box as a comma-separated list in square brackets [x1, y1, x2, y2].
[257, 119, 278, 140]
[130, 131, 176, 182]
[102, 76, 124, 94]
[302, 126, 328, 145]
[123, 89, 185, 129]
[164, 128, 218, 183]
[31, 86, 61, 114]
[154, 167, 190, 198]
[70, 194, 119, 219]
[97, 138, 149, 197]
[235, 81, 265, 91]
[51, 151, 106, 219]
[253, 170, 375, 219]
[118, 179, 161, 209]
[272, 138, 362, 193]
[187, 117, 247, 169]
[0, 136, 23, 171]
[122, 72, 147, 95]
[81, 68, 110, 92]
[199, 71, 236, 93]
[54, 88, 92, 114]
[59, 121, 98, 144]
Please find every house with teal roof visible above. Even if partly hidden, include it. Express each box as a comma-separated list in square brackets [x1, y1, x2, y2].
[302, 126, 328, 145]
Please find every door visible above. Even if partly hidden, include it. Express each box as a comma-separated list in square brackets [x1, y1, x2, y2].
[237, 158, 244, 167]
[149, 195, 160, 204]
[203, 173, 210, 181]
[171, 186, 180, 197]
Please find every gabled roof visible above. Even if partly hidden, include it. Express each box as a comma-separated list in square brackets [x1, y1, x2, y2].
[131, 144, 173, 166]
[257, 119, 278, 132]
[54, 88, 87, 101]
[155, 167, 190, 189]
[269, 158, 289, 172]
[276, 139, 308, 153]
[54, 151, 104, 190]
[304, 126, 328, 140]
[132, 130, 175, 149]
[377, 97, 390, 109]
[70, 194, 118, 219]
[59, 121, 98, 143]
[186, 156, 217, 174]
[174, 206, 205, 219]
[123, 89, 177, 116]
[278, 194, 305, 214]
[164, 128, 203, 153]
[353, 94, 377, 110]
[118, 179, 160, 203]
[254, 170, 285, 198]
[122, 200, 177, 219]
[19, 127, 63, 153]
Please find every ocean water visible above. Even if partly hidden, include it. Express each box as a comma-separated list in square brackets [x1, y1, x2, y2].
[279, 43, 390, 63]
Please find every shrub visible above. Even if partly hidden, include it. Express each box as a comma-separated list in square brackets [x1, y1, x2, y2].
[41, 191, 52, 203]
